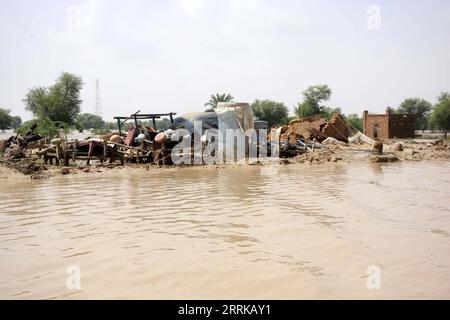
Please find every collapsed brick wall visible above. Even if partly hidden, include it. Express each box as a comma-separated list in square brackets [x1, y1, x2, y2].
[322, 114, 349, 142]
[286, 116, 327, 142]
[271, 114, 349, 143]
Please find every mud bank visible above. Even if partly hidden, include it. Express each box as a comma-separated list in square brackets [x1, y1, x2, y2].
[1, 139, 449, 180]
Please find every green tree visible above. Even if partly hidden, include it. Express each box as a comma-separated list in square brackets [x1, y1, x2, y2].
[23, 72, 83, 124]
[294, 84, 332, 118]
[437, 92, 450, 103]
[303, 84, 332, 106]
[429, 99, 450, 139]
[204, 93, 234, 111]
[76, 113, 105, 130]
[396, 98, 432, 131]
[154, 118, 172, 130]
[251, 99, 289, 127]
[294, 101, 316, 118]
[322, 107, 342, 120]
[16, 117, 68, 138]
[345, 113, 363, 132]
[0, 108, 12, 130]
[103, 121, 119, 131]
[10, 116, 22, 129]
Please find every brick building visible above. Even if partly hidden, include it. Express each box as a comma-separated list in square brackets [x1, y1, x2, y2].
[363, 107, 416, 139]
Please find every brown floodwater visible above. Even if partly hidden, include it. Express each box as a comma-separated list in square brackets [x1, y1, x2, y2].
[0, 162, 449, 299]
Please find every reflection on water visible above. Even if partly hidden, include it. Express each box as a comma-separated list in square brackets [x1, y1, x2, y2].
[0, 162, 449, 299]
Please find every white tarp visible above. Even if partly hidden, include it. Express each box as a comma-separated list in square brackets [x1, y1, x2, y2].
[215, 102, 255, 163]
[215, 102, 254, 133]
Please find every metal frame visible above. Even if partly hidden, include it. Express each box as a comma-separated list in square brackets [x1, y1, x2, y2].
[113, 110, 176, 135]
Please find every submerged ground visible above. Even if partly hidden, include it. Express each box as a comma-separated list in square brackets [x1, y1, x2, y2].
[0, 161, 449, 299]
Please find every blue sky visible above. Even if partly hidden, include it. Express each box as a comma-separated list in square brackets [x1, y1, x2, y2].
[1, 0, 449, 121]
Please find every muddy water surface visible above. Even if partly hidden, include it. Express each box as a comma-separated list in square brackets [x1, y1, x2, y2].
[0, 162, 449, 299]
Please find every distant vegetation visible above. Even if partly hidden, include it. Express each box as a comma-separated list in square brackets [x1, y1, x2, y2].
[345, 113, 363, 132]
[0, 107, 22, 131]
[395, 98, 432, 131]
[24, 72, 82, 125]
[295, 85, 327, 117]
[0, 108, 12, 131]
[4, 71, 449, 139]
[204, 93, 234, 112]
[13, 70, 177, 137]
[16, 117, 70, 137]
[429, 92, 450, 138]
[16, 72, 83, 137]
[391, 92, 449, 135]
[251, 99, 289, 128]
[76, 113, 105, 131]
[293, 84, 342, 120]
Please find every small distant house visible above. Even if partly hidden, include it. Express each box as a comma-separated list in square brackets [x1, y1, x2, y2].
[363, 107, 416, 139]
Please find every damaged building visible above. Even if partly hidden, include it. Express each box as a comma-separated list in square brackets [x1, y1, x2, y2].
[274, 113, 350, 144]
[363, 107, 416, 139]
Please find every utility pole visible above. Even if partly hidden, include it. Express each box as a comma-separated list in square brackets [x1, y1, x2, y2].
[94, 78, 102, 117]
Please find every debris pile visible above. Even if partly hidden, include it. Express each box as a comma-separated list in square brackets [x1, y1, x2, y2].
[322, 114, 350, 143]
[268, 113, 351, 159]
[275, 113, 350, 144]
[292, 148, 342, 164]
[0, 157, 49, 179]
[2, 144, 26, 159]
[1, 110, 449, 177]
[0, 133, 50, 178]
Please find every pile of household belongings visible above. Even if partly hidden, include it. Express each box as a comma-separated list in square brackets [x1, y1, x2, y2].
[160, 102, 254, 140]
[154, 103, 255, 164]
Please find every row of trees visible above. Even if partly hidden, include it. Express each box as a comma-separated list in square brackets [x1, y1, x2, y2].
[203, 85, 361, 132]
[18, 72, 188, 136]
[204, 85, 450, 137]
[3, 71, 449, 138]
[395, 94, 450, 137]
[14, 72, 114, 136]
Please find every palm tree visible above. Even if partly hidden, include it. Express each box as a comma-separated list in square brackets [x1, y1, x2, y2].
[204, 93, 234, 111]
